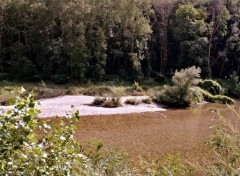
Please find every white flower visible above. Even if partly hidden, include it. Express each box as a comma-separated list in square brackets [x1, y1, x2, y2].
[21, 154, 27, 159]
[60, 136, 66, 141]
[8, 162, 13, 165]
[38, 143, 44, 148]
[42, 152, 47, 158]
[21, 87, 26, 92]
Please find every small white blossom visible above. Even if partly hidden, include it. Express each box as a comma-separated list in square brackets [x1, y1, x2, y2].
[42, 153, 47, 158]
[8, 162, 13, 165]
[60, 136, 66, 141]
[21, 154, 27, 159]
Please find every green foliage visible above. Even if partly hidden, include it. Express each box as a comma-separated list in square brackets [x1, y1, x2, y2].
[126, 81, 144, 95]
[0, 0, 152, 81]
[39, 80, 47, 88]
[212, 95, 235, 105]
[173, 4, 207, 41]
[142, 98, 152, 104]
[225, 71, 240, 98]
[92, 97, 107, 106]
[156, 85, 192, 107]
[196, 107, 240, 175]
[198, 79, 222, 95]
[156, 66, 201, 107]
[152, 72, 169, 84]
[172, 4, 210, 77]
[0, 89, 136, 175]
[0, 0, 240, 81]
[199, 89, 235, 105]
[139, 155, 194, 176]
[51, 74, 70, 85]
[172, 66, 201, 87]
[92, 97, 122, 108]
[157, 66, 235, 107]
[0, 73, 10, 81]
[188, 86, 204, 103]
[102, 97, 122, 108]
[132, 81, 143, 92]
[0, 88, 83, 175]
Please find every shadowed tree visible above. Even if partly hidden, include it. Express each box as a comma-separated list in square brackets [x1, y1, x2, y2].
[153, 0, 176, 75]
[172, 4, 210, 77]
[207, 0, 230, 71]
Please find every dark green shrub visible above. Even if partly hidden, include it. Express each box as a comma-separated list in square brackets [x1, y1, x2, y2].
[142, 98, 152, 104]
[213, 95, 235, 105]
[28, 75, 42, 82]
[200, 89, 235, 105]
[0, 73, 10, 81]
[156, 66, 201, 107]
[51, 74, 70, 84]
[132, 81, 143, 92]
[125, 98, 140, 105]
[102, 97, 122, 108]
[92, 97, 107, 106]
[225, 72, 240, 98]
[188, 86, 204, 103]
[0, 98, 16, 106]
[152, 72, 168, 84]
[199, 89, 214, 102]
[126, 81, 145, 96]
[157, 85, 192, 107]
[199, 79, 222, 95]
[9, 43, 38, 81]
[92, 97, 122, 108]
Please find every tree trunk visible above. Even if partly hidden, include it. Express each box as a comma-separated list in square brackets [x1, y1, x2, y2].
[0, 13, 3, 73]
[208, 34, 213, 71]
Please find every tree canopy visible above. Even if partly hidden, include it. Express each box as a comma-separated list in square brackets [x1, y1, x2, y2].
[0, 0, 239, 82]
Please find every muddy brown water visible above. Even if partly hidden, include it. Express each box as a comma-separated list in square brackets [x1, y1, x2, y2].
[48, 101, 240, 162]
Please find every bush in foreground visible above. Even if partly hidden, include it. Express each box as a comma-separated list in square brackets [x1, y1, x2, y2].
[194, 106, 240, 175]
[0, 89, 130, 175]
[0, 88, 82, 175]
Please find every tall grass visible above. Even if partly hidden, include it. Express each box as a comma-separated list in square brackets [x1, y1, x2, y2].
[192, 106, 240, 175]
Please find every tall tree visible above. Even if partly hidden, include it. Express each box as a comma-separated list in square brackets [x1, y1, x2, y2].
[172, 4, 209, 77]
[153, 0, 176, 75]
[207, 0, 230, 71]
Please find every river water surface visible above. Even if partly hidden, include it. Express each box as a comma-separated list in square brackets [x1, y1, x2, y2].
[52, 101, 240, 162]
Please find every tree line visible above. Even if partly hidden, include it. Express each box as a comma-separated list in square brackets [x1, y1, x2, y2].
[0, 0, 239, 82]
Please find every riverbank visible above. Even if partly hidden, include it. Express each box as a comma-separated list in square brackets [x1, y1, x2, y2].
[0, 95, 166, 117]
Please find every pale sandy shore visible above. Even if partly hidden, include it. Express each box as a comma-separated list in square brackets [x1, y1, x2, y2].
[0, 95, 166, 118]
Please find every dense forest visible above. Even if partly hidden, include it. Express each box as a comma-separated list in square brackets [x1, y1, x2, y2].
[0, 0, 240, 82]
